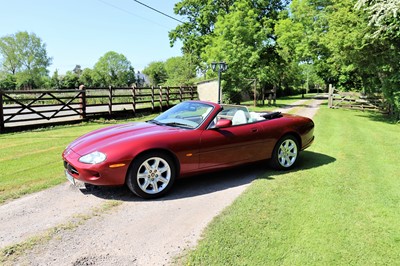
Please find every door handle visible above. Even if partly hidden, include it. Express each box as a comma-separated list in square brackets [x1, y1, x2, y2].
[251, 128, 258, 133]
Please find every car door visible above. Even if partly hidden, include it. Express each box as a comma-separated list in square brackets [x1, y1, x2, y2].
[198, 122, 267, 169]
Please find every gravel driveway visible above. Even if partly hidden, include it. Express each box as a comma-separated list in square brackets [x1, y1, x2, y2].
[0, 99, 323, 265]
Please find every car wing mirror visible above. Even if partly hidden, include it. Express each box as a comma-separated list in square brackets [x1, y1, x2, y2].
[214, 118, 232, 129]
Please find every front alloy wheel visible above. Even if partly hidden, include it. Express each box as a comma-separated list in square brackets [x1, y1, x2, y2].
[270, 136, 299, 170]
[127, 152, 176, 199]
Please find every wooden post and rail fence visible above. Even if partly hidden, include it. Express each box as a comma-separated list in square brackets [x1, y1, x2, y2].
[0, 86, 198, 133]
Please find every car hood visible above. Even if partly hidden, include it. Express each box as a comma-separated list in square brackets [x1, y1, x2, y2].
[67, 122, 179, 155]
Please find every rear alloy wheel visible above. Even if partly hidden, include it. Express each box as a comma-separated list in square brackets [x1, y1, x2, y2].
[270, 135, 299, 170]
[127, 152, 176, 199]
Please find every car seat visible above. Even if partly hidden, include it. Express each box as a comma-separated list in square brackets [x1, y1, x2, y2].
[232, 110, 247, 125]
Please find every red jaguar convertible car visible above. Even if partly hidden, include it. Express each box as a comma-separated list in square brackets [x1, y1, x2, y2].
[63, 100, 314, 198]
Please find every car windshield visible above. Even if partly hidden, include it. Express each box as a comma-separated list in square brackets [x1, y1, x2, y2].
[149, 102, 214, 129]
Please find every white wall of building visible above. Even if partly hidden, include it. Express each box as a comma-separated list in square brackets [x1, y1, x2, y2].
[197, 79, 219, 103]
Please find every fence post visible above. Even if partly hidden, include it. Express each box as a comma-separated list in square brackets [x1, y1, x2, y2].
[0, 90, 4, 133]
[79, 85, 86, 119]
[190, 86, 194, 100]
[179, 86, 183, 102]
[166, 87, 170, 108]
[151, 86, 155, 111]
[328, 84, 333, 108]
[132, 85, 136, 114]
[159, 86, 163, 112]
[108, 86, 112, 115]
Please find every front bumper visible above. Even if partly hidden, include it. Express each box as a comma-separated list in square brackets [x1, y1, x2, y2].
[62, 148, 129, 186]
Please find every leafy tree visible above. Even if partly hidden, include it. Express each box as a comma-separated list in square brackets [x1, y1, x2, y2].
[276, 0, 367, 90]
[0, 31, 52, 89]
[276, 0, 399, 118]
[356, 0, 400, 118]
[50, 69, 61, 89]
[50, 66, 84, 89]
[0, 36, 19, 75]
[73, 65, 83, 76]
[164, 56, 196, 86]
[0, 73, 16, 89]
[62, 71, 80, 88]
[171, 0, 290, 102]
[92, 51, 135, 87]
[79, 68, 96, 87]
[142, 61, 167, 86]
[356, 0, 400, 38]
[169, 0, 235, 60]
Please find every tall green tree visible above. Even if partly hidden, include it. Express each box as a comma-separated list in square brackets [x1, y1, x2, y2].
[0, 31, 52, 89]
[171, 0, 290, 102]
[356, 0, 400, 118]
[92, 51, 135, 87]
[79, 68, 96, 87]
[276, 0, 400, 117]
[0, 73, 16, 89]
[0, 36, 19, 75]
[50, 69, 61, 89]
[356, 0, 400, 38]
[276, 0, 368, 90]
[169, 0, 235, 60]
[62, 71, 80, 88]
[164, 56, 196, 86]
[142, 61, 168, 86]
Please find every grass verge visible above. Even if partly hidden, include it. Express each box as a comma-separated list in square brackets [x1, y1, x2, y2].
[182, 106, 400, 265]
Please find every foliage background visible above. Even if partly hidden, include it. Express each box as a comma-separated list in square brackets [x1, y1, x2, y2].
[0, 0, 399, 118]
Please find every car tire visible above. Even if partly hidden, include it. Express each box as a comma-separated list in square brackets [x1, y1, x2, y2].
[127, 151, 176, 199]
[270, 135, 299, 170]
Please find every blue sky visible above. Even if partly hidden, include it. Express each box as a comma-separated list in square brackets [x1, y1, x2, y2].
[0, 0, 183, 74]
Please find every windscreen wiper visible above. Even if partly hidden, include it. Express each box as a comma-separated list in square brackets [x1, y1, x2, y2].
[163, 122, 194, 129]
[147, 120, 164, 126]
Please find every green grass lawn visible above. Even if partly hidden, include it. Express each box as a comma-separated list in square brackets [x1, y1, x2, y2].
[0, 114, 156, 204]
[182, 106, 400, 265]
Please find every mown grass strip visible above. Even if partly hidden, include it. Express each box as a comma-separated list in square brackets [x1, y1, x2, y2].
[183, 106, 400, 265]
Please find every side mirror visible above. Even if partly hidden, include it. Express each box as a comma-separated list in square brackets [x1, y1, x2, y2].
[214, 118, 232, 129]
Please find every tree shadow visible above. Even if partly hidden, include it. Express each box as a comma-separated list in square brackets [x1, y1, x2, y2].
[81, 151, 336, 202]
[355, 111, 399, 125]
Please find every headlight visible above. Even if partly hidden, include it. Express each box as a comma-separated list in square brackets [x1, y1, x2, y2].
[79, 151, 107, 164]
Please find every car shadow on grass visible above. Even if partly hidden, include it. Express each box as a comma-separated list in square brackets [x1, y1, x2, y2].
[82, 150, 335, 202]
[296, 150, 336, 171]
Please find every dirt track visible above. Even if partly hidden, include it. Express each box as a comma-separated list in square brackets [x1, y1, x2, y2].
[0, 99, 323, 265]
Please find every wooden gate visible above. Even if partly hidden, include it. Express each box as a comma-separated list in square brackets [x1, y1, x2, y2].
[0, 90, 84, 131]
[0, 86, 198, 132]
[328, 85, 386, 112]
